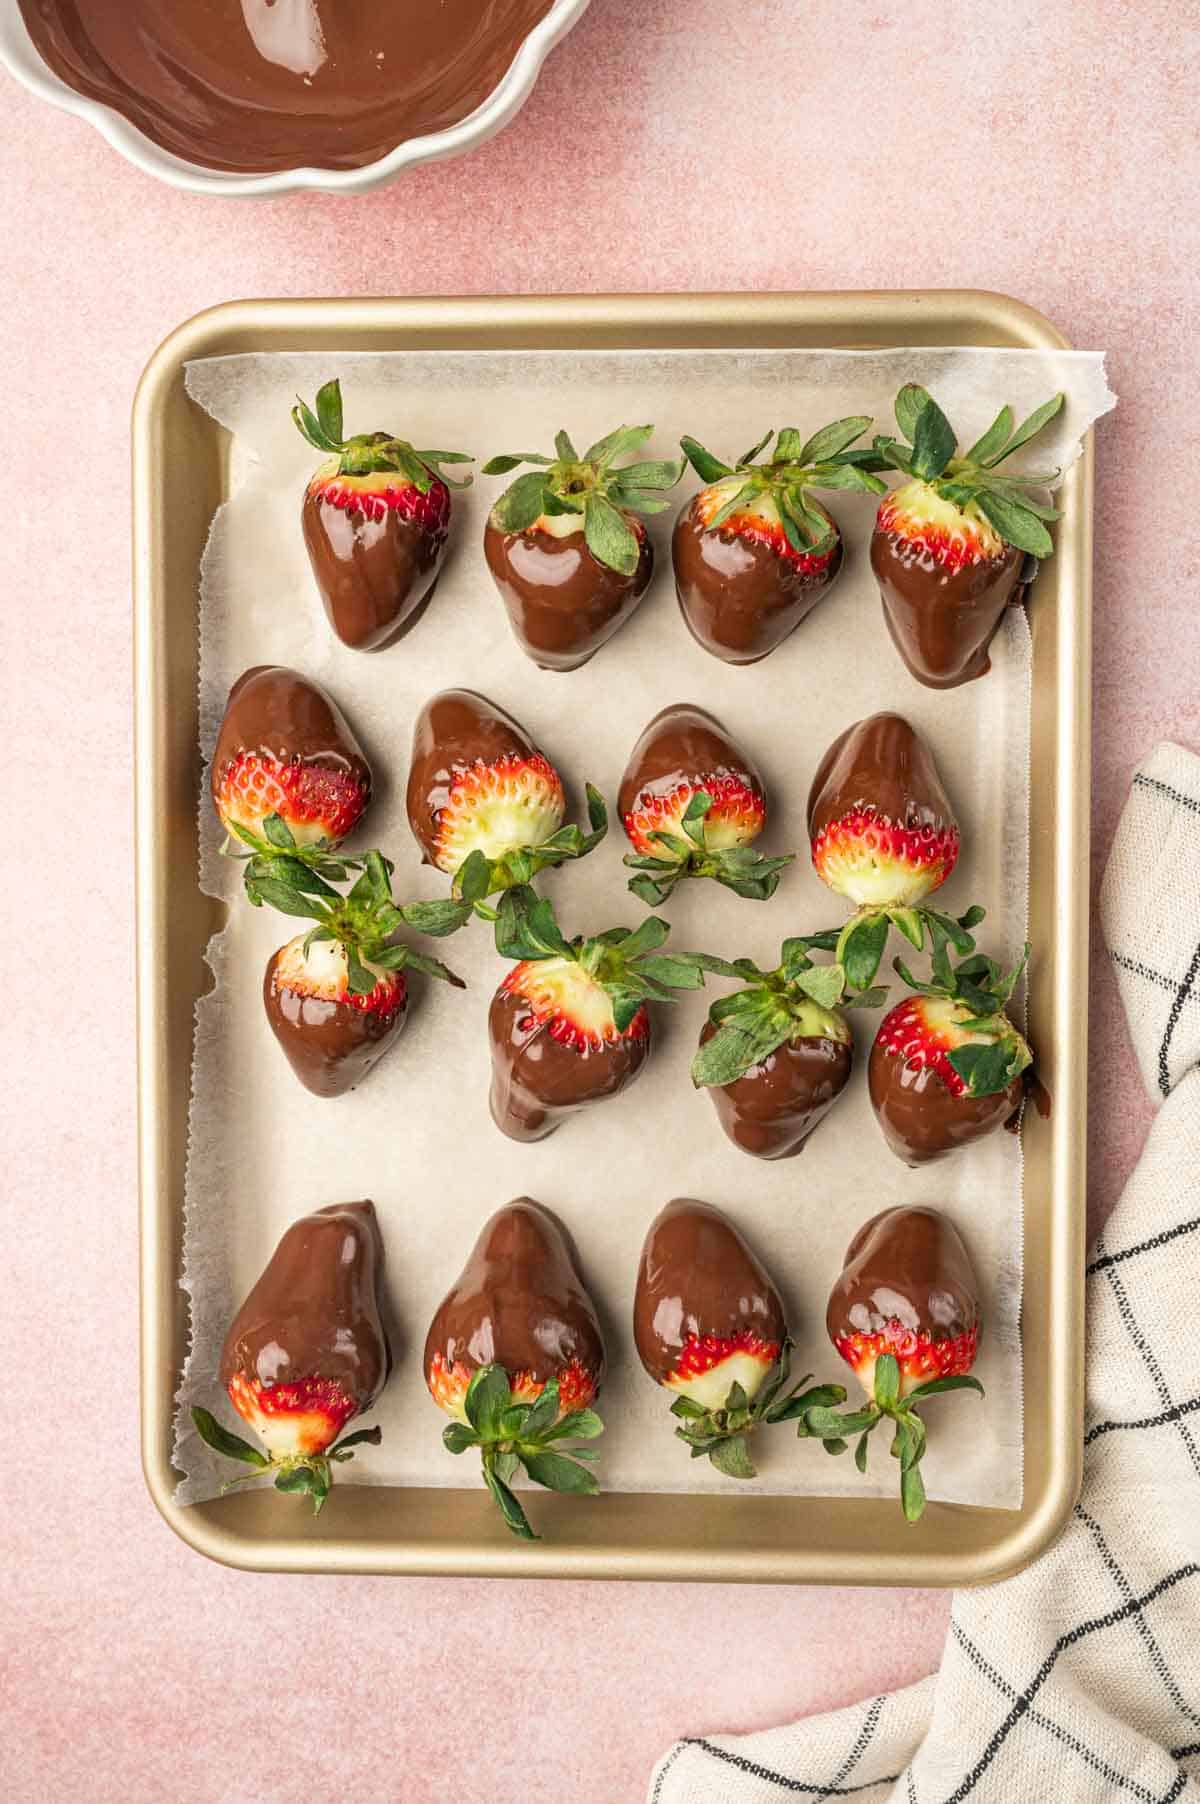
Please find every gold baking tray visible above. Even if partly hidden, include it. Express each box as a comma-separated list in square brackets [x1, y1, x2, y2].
[134, 291, 1088, 1583]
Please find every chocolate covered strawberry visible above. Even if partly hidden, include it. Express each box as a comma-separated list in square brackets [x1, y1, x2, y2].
[482, 426, 682, 670]
[634, 1199, 844, 1478]
[691, 934, 858, 1160]
[807, 712, 977, 990]
[211, 666, 371, 885]
[870, 385, 1064, 687]
[673, 420, 887, 664]
[619, 703, 794, 904]
[488, 893, 719, 1141]
[425, 1199, 606, 1539]
[191, 1200, 390, 1513]
[294, 378, 472, 652]
[403, 689, 607, 926]
[251, 849, 464, 1097]
[870, 934, 1031, 1165]
[809, 1206, 984, 1521]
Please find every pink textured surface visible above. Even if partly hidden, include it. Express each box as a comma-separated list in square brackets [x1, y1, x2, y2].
[1, 2, 1197, 1798]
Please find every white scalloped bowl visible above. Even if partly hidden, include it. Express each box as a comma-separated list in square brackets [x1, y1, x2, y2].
[0, 0, 590, 196]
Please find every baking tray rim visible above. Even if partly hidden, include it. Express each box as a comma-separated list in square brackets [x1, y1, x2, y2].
[134, 289, 1088, 1584]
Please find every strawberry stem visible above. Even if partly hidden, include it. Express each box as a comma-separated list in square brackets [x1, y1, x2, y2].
[803, 1353, 985, 1522]
[441, 1365, 605, 1542]
[191, 1405, 381, 1516]
[293, 378, 473, 489]
[669, 1340, 847, 1478]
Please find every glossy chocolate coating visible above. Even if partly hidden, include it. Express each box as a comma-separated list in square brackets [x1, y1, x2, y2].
[220, 1200, 390, 1409]
[699, 1020, 853, 1160]
[871, 529, 1027, 689]
[210, 665, 371, 818]
[869, 1037, 1022, 1165]
[263, 948, 407, 1099]
[617, 703, 764, 820]
[19, 0, 555, 175]
[483, 519, 653, 671]
[488, 982, 649, 1141]
[807, 712, 955, 841]
[672, 494, 843, 665]
[633, 1199, 786, 1384]
[424, 1198, 605, 1391]
[406, 689, 540, 865]
[826, 1205, 979, 1348]
[302, 485, 446, 652]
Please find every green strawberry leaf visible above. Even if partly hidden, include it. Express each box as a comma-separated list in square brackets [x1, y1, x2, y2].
[584, 492, 640, 576]
[873, 1354, 901, 1411]
[989, 392, 1064, 464]
[905, 1374, 986, 1401]
[910, 395, 957, 481]
[976, 489, 1054, 557]
[493, 470, 551, 532]
[708, 1435, 757, 1481]
[398, 898, 475, 938]
[840, 912, 890, 991]
[796, 415, 872, 465]
[483, 1464, 537, 1540]
[520, 1450, 599, 1495]
[679, 436, 733, 483]
[791, 963, 846, 1009]
[894, 384, 932, 439]
[191, 1406, 269, 1468]
[442, 1422, 479, 1455]
[963, 404, 1014, 466]
[482, 452, 552, 474]
[901, 1461, 927, 1523]
[947, 1038, 1025, 1096]
[464, 1364, 513, 1440]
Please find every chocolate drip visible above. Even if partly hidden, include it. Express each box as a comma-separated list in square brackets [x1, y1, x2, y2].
[871, 530, 1027, 688]
[406, 689, 540, 865]
[210, 665, 370, 813]
[19, 0, 557, 175]
[424, 1198, 605, 1390]
[807, 711, 955, 839]
[618, 703, 764, 820]
[487, 982, 649, 1142]
[301, 487, 444, 651]
[263, 947, 407, 1099]
[633, 1199, 786, 1383]
[826, 1205, 979, 1348]
[868, 1043, 1022, 1165]
[483, 519, 653, 671]
[699, 1021, 852, 1160]
[220, 1200, 390, 1408]
[672, 495, 842, 665]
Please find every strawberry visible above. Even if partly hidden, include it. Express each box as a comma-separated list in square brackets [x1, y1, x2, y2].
[249, 847, 464, 1097]
[807, 712, 970, 990]
[191, 1200, 390, 1514]
[870, 385, 1064, 687]
[211, 666, 371, 881]
[634, 1199, 845, 1478]
[294, 378, 472, 652]
[618, 704, 794, 904]
[488, 892, 721, 1141]
[673, 420, 887, 663]
[425, 1199, 606, 1540]
[403, 690, 607, 928]
[482, 425, 683, 670]
[690, 933, 856, 1160]
[810, 1206, 984, 1521]
[870, 932, 1031, 1164]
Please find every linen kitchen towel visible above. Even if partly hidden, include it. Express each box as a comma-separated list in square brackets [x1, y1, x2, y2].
[649, 742, 1200, 1804]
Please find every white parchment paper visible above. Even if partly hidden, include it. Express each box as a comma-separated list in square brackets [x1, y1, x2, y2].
[173, 346, 1114, 1509]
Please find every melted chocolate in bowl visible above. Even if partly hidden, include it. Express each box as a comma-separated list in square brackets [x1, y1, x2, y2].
[18, 0, 556, 175]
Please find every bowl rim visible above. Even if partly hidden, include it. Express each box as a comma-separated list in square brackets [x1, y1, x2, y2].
[0, 0, 590, 195]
